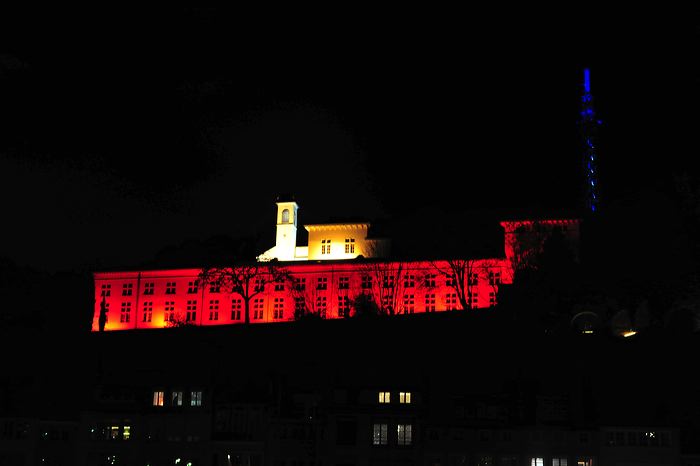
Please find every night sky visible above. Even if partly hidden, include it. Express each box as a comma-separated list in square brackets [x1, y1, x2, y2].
[1, 7, 697, 272]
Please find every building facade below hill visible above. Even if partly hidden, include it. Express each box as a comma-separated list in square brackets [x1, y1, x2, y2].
[91, 200, 580, 331]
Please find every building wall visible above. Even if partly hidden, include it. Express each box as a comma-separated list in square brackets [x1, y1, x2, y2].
[91, 259, 511, 332]
[305, 224, 371, 260]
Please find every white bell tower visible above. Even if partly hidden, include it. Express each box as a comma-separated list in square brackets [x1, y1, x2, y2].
[275, 199, 299, 261]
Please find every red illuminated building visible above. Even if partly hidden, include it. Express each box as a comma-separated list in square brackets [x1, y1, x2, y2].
[92, 200, 580, 331]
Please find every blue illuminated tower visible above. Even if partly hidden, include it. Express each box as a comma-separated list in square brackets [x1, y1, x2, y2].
[580, 68, 600, 213]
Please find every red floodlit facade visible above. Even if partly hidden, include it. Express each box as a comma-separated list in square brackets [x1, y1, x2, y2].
[92, 205, 580, 331]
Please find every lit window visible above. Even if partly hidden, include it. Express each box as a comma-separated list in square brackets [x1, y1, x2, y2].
[164, 301, 175, 322]
[345, 238, 355, 254]
[445, 293, 457, 311]
[191, 391, 202, 407]
[425, 294, 436, 312]
[424, 274, 436, 287]
[100, 284, 111, 296]
[399, 392, 411, 404]
[122, 283, 133, 296]
[153, 391, 164, 406]
[404, 275, 415, 288]
[122, 426, 130, 440]
[397, 424, 412, 445]
[338, 296, 350, 318]
[403, 295, 414, 313]
[143, 282, 154, 295]
[253, 298, 264, 320]
[378, 392, 390, 403]
[273, 298, 284, 319]
[553, 459, 568, 466]
[110, 426, 119, 440]
[231, 299, 242, 320]
[317, 277, 328, 290]
[316, 296, 327, 318]
[165, 282, 177, 294]
[373, 423, 388, 445]
[120, 302, 131, 323]
[361, 275, 372, 289]
[172, 391, 183, 406]
[187, 280, 198, 294]
[321, 239, 331, 255]
[531, 458, 544, 466]
[576, 460, 593, 466]
[187, 300, 198, 322]
[338, 276, 350, 290]
[142, 302, 153, 322]
[208, 300, 218, 321]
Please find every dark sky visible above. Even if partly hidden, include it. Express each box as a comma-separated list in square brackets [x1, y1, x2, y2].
[1, 7, 698, 272]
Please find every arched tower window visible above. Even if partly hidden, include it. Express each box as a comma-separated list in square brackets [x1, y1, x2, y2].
[281, 209, 290, 223]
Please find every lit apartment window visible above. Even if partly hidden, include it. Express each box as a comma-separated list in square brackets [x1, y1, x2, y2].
[142, 302, 153, 322]
[404, 275, 415, 288]
[122, 426, 130, 440]
[383, 276, 394, 289]
[468, 292, 479, 308]
[165, 282, 177, 294]
[316, 296, 327, 318]
[321, 239, 331, 255]
[164, 301, 175, 322]
[378, 392, 390, 403]
[110, 426, 119, 440]
[172, 391, 183, 406]
[317, 277, 328, 290]
[101, 284, 111, 296]
[530, 459, 544, 466]
[191, 391, 202, 407]
[399, 392, 411, 404]
[402, 295, 415, 313]
[122, 283, 133, 296]
[468, 273, 479, 286]
[445, 293, 457, 310]
[361, 275, 372, 289]
[345, 238, 355, 253]
[187, 280, 198, 294]
[397, 424, 412, 445]
[231, 299, 242, 320]
[338, 296, 350, 318]
[209, 282, 220, 293]
[207, 300, 218, 321]
[253, 298, 264, 320]
[338, 276, 349, 289]
[294, 277, 306, 291]
[153, 391, 164, 406]
[274, 282, 284, 291]
[576, 460, 593, 466]
[187, 300, 198, 322]
[143, 282, 154, 295]
[120, 302, 131, 323]
[425, 294, 436, 312]
[553, 459, 568, 466]
[273, 298, 284, 319]
[373, 423, 388, 445]
[445, 275, 455, 286]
